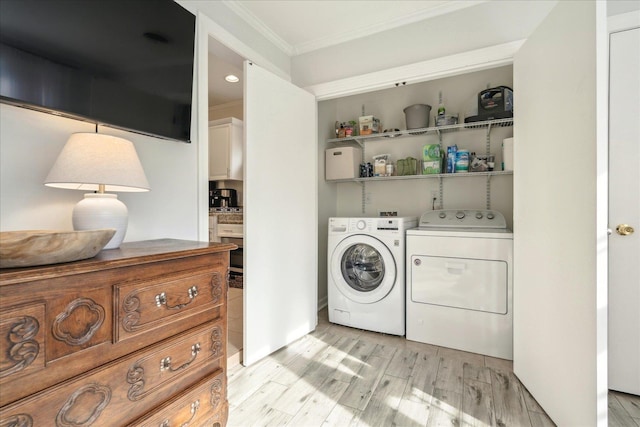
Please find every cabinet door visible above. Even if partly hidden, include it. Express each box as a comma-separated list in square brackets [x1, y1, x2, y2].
[512, 1, 606, 425]
[209, 125, 231, 180]
[228, 121, 243, 180]
[243, 61, 317, 366]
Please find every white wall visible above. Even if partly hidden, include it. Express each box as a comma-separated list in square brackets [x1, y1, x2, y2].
[291, 1, 555, 88]
[322, 66, 514, 226]
[0, 104, 201, 242]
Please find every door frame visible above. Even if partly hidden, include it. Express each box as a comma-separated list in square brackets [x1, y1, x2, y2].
[193, 8, 613, 422]
[194, 11, 292, 243]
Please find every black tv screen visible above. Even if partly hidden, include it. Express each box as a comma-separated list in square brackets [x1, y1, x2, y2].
[0, 0, 195, 143]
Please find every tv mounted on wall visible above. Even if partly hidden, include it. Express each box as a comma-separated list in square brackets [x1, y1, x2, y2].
[0, 0, 195, 143]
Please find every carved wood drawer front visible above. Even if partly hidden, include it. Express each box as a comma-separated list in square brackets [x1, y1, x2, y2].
[48, 289, 112, 362]
[0, 304, 45, 384]
[116, 268, 225, 343]
[128, 370, 227, 427]
[0, 321, 224, 427]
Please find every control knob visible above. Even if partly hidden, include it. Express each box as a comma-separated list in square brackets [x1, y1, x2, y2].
[356, 220, 367, 230]
[456, 211, 465, 219]
[475, 212, 483, 219]
[487, 212, 495, 220]
[438, 212, 447, 219]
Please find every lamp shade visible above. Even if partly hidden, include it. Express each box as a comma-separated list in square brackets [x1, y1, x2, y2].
[44, 133, 150, 192]
[44, 133, 150, 249]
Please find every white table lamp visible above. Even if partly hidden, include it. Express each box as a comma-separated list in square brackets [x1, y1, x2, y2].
[44, 133, 150, 249]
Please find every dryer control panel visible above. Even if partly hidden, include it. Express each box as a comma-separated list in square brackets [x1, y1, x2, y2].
[418, 209, 507, 229]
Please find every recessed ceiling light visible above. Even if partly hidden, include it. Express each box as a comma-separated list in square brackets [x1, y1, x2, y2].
[225, 74, 239, 83]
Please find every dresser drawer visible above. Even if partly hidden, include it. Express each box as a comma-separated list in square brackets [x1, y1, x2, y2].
[116, 267, 226, 343]
[0, 252, 227, 408]
[0, 303, 46, 383]
[0, 286, 114, 407]
[129, 370, 227, 427]
[0, 320, 225, 426]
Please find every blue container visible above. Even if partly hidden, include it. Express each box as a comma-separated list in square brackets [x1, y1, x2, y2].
[455, 150, 470, 173]
[446, 145, 457, 173]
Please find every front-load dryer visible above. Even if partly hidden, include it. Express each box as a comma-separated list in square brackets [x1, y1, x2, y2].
[328, 216, 417, 335]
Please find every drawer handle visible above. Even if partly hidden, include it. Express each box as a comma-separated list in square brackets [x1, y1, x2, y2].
[159, 399, 200, 427]
[160, 343, 201, 372]
[155, 286, 199, 310]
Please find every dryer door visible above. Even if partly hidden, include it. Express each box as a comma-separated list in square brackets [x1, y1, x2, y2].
[330, 234, 396, 304]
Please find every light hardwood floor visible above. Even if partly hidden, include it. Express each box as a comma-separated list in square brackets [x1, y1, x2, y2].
[228, 287, 243, 368]
[227, 308, 640, 426]
[228, 308, 554, 426]
[609, 390, 640, 427]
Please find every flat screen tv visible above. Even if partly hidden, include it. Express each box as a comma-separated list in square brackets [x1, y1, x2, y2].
[0, 0, 195, 143]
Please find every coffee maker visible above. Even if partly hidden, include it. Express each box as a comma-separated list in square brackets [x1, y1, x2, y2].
[210, 188, 238, 208]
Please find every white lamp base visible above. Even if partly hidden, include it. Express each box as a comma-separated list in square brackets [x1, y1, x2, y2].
[72, 193, 128, 249]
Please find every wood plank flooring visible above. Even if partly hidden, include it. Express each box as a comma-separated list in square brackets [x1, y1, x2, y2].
[228, 309, 557, 426]
[227, 307, 640, 426]
[609, 390, 640, 427]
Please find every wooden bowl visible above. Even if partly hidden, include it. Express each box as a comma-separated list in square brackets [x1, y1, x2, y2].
[0, 229, 116, 268]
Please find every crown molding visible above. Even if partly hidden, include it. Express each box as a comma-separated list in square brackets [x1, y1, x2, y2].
[293, 0, 486, 55]
[306, 40, 524, 101]
[222, 0, 295, 56]
[223, 0, 485, 57]
[197, 10, 291, 81]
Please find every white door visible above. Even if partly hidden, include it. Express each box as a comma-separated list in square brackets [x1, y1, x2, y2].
[513, 1, 607, 425]
[609, 25, 640, 395]
[243, 62, 318, 366]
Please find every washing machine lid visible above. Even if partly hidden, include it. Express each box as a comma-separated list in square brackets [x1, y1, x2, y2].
[330, 234, 396, 304]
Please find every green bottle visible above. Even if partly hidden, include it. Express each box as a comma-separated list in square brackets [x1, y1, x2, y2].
[437, 91, 445, 117]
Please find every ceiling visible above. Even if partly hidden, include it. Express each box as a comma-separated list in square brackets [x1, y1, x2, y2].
[206, 0, 485, 107]
[197, 0, 640, 106]
[223, 0, 484, 56]
[208, 37, 244, 106]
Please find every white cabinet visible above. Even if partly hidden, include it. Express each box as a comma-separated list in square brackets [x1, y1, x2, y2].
[209, 117, 243, 180]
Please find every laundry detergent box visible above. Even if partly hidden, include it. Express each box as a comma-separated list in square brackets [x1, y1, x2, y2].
[422, 144, 442, 174]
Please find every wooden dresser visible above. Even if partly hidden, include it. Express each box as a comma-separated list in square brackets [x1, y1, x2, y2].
[0, 239, 235, 426]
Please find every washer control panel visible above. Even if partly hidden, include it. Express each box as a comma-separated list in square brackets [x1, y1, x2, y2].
[329, 217, 419, 234]
[418, 209, 507, 229]
[354, 218, 373, 231]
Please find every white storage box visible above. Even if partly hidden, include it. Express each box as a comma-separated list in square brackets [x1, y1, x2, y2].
[326, 147, 362, 180]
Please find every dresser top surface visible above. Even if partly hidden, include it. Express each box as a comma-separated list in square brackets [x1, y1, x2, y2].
[0, 239, 237, 286]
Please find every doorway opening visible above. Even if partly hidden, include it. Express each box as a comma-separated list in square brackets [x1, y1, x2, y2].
[207, 35, 245, 367]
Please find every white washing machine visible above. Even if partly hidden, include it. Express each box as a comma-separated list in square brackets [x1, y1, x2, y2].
[406, 209, 513, 359]
[328, 216, 417, 335]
